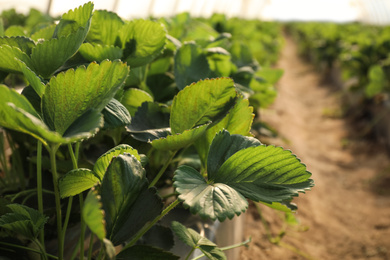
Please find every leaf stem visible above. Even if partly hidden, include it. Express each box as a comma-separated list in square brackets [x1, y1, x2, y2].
[87, 234, 95, 260]
[185, 247, 196, 260]
[33, 238, 48, 260]
[62, 197, 73, 243]
[124, 198, 181, 249]
[149, 150, 177, 188]
[48, 144, 63, 260]
[37, 140, 45, 248]
[0, 241, 58, 259]
[79, 193, 86, 259]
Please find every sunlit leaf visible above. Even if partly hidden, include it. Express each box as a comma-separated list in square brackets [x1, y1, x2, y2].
[0, 36, 35, 55]
[121, 88, 153, 116]
[87, 10, 124, 46]
[83, 189, 106, 240]
[59, 168, 100, 198]
[0, 45, 33, 74]
[79, 43, 123, 62]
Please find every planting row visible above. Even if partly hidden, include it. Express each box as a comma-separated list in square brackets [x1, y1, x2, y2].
[0, 3, 313, 260]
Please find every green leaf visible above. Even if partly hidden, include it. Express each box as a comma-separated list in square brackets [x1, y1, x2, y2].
[30, 28, 90, 78]
[79, 43, 123, 62]
[0, 204, 48, 240]
[4, 26, 27, 37]
[151, 123, 210, 150]
[365, 65, 385, 98]
[259, 201, 297, 213]
[53, 2, 94, 38]
[42, 60, 129, 135]
[0, 45, 33, 74]
[206, 47, 234, 77]
[93, 144, 140, 181]
[170, 78, 237, 134]
[100, 154, 162, 245]
[171, 221, 226, 260]
[256, 67, 284, 85]
[195, 97, 254, 164]
[87, 10, 124, 46]
[126, 102, 171, 142]
[119, 19, 166, 68]
[31, 24, 56, 41]
[121, 88, 153, 116]
[174, 43, 211, 90]
[173, 166, 248, 221]
[102, 98, 131, 129]
[83, 189, 106, 240]
[59, 168, 100, 198]
[19, 61, 45, 97]
[138, 225, 174, 251]
[117, 245, 179, 260]
[0, 36, 35, 55]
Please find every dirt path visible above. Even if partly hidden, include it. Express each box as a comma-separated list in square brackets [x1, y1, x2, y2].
[240, 36, 390, 260]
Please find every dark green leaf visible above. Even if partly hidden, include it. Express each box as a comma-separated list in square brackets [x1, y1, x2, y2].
[59, 168, 100, 198]
[173, 166, 247, 221]
[174, 43, 211, 90]
[102, 98, 131, 129]
[117, 245, 179, 260]
[0, 204, 48, 240]
[171, 221, 226, 260]
[126, 102, 170, 143]
[138, 225, 174, 251]
[83, 189, 106, 240]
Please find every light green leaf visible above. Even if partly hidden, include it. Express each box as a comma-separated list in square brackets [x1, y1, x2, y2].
[121, 88, 153, 116]
[0, 204, 48, 240]
[42, 60, 129, 135]
[30, 28, 90, 78]
[195, 97, 254, 164]
[256, 67, 284, 85]
[93, 144, 140, 181]
[0, 45, 33, 73]
[102, 98, 131, 129]
[117, 245, 180, 260]
[173, 166, 248, 221]
[119, 19, 166, 68]
[260, 201, 297, 213]
[174, 43, 211, 90]
[59, 168, 100, 198]
[31, 24, 56, 41]
[53, 2, 94, 38]
[86, 10, 124, 46]
[101, 154, 162, 245]
[207, 47, 233, 77]
[4, 26, 27, 37]
[365, 65, 385, 98]
[171, 221, 227, 260]
[151, 123, 210, 150]
[0, 36, 35, 55]
[83, 189, 106, 240]
[79, 43, 123, 62]
[170, 78, 237, 134]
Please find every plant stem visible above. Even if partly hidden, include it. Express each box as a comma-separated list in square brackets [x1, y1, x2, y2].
[37, 141, 45, 248]
[62, 197, 73, 243]
[48, 144, 63, 260]
[33, 238, 48, 260]
[0, 241, 58, 259]
[185, 248, 196, 260]
[124, 199, 181, 249]
[191, 237, 252, 260]
[79, 194, 86, 259]
[87, 234, 95, 260]
[149, 150, 177, 188]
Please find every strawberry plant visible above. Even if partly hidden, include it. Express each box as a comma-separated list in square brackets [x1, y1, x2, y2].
[0, 3, 313, 259]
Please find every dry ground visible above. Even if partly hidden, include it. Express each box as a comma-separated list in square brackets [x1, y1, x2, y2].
[240, 36, 390, 260]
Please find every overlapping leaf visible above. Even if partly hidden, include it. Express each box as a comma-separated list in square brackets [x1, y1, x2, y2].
[79, 43, 123, 62]
[59, 169, 100, 198]
[83, 189, 106, 240]
[86, 10, 124, 46]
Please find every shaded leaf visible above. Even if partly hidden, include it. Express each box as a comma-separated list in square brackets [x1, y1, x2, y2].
[59, 168, 100, 198]
[0, 36, 35, 55]
[138, 225, 174, 251]
[126, 102, 170, 142]
[102, 98, 131, 129]
[174, 43, 210, 90]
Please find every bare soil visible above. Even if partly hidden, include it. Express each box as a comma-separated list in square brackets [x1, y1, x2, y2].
[240, 36, 390, 260]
